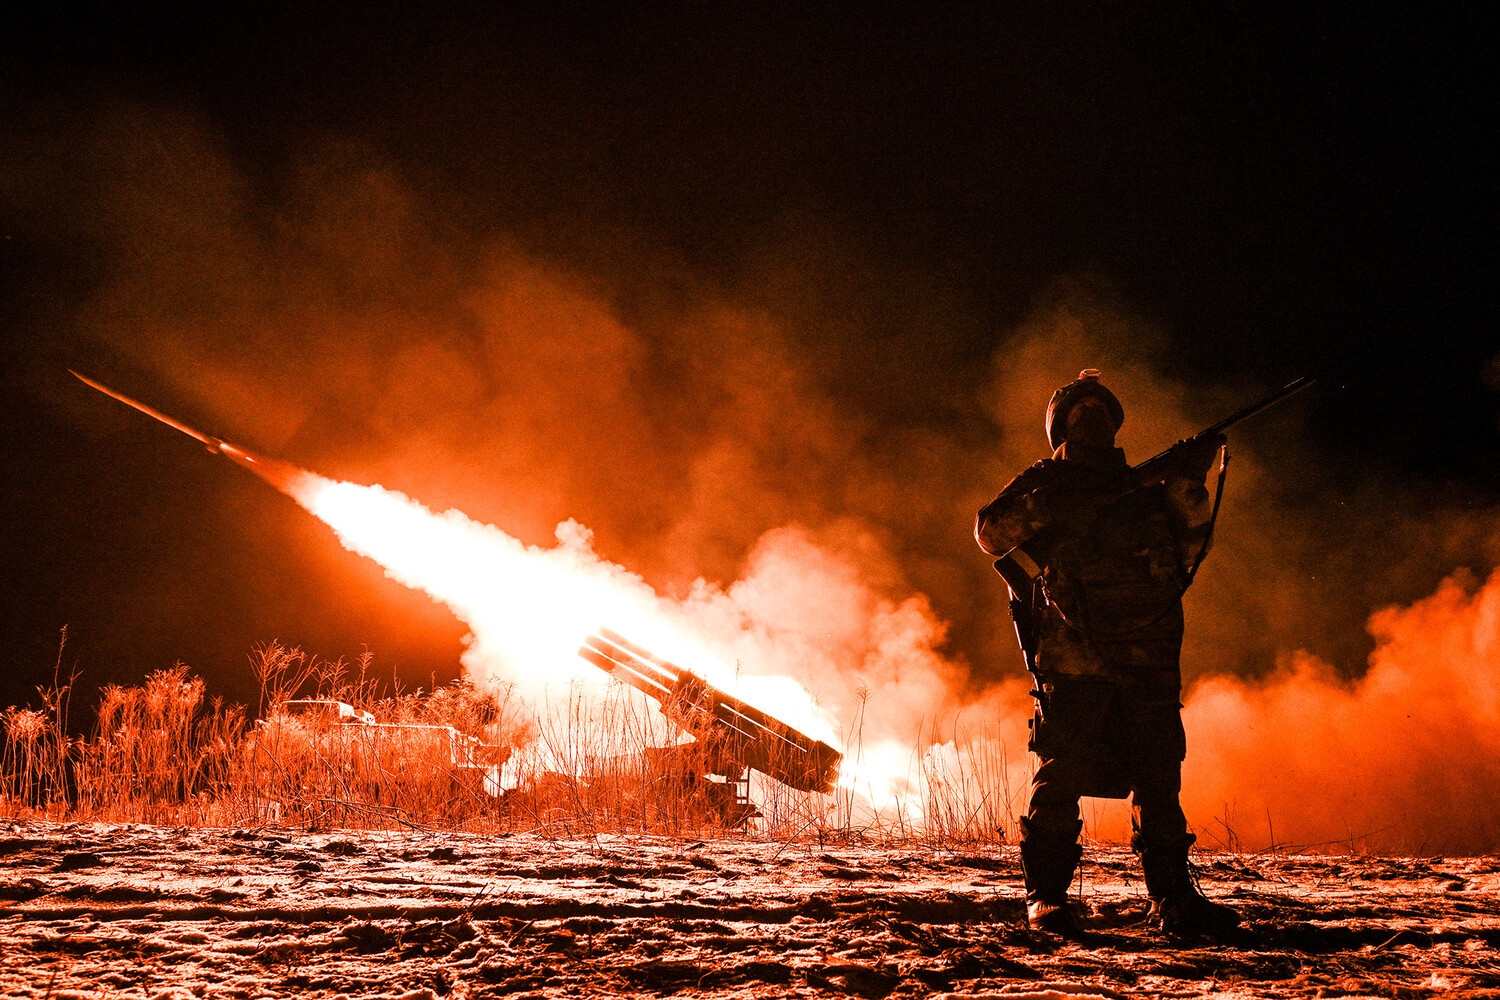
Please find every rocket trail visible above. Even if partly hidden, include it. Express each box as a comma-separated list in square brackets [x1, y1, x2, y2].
[66, 367, 848, 773]
[70, 370, 306, 492]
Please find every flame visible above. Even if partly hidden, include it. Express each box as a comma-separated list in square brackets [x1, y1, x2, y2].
[285, 472, 841, 749]
[280, 471, 992, 818]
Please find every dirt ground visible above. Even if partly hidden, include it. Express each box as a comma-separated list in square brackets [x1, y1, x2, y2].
[1, 820, 1497, 999]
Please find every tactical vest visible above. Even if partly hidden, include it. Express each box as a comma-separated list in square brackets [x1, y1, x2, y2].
[1035, 472, 1189, 689]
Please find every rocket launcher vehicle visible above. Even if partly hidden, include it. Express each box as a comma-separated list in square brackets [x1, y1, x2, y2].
[578, 628, 843, 794]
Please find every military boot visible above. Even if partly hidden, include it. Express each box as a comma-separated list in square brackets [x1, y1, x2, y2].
[1135, 834, 1241, 937]
[1019, 818, 1084, 935]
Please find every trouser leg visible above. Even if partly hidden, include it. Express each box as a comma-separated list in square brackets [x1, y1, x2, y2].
[1021, 752, 1086, 904]
[1022, 678, 1117, 906]
[1020, 761, 1085, 934]
[1124, 698, 1240, 935]
[1126, 702, 1193, 902]
[1126, 690, 1190, 852]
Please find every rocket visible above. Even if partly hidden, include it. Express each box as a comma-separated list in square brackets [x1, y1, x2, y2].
[69, 370, 304, 491]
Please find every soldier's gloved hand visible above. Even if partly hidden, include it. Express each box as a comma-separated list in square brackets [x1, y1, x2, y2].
[1170, 433, 1227, 479]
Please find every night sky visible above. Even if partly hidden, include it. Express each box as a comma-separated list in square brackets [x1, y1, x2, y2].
[1, 4, 1494, 720]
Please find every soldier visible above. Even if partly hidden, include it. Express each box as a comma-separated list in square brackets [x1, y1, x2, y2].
[976, 369, 1241, 937]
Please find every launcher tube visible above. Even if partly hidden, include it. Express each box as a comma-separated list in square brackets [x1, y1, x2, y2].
[578, 629, 842, 793]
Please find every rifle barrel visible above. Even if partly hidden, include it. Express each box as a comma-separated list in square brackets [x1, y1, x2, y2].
[1200, 375, 1316, 439]
[1137, 375, 1315, 472]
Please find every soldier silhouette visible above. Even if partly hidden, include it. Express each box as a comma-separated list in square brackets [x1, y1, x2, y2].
[976, 370, 1241, 937]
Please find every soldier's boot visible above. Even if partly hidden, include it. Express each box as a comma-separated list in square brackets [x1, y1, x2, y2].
[1020, 817, 1084, 935]
[1135, 833, 1241, 937]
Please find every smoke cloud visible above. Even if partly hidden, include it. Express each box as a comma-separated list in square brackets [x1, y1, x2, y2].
[7, 98, 1498, 849]
[1180, 567, 1500, 855]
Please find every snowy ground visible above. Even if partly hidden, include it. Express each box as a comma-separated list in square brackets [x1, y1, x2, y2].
[1, 820, 1497, 999]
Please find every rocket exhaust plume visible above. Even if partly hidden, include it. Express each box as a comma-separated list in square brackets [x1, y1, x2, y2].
[70, 370, 845, 790]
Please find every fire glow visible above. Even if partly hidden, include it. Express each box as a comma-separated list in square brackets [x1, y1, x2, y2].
[289, 474, 847, 757]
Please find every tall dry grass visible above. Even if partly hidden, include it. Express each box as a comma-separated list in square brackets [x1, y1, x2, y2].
[75, 665, 246, 824]
[1, 628, 76, 816]
[0, 636, 1025, 845]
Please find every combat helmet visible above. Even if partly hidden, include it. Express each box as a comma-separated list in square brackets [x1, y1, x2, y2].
[1045, 369, 1124, 449]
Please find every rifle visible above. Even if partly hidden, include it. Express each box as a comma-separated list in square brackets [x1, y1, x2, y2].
[1119, 374, 1315, 498]
[996, 371, 1314, 659]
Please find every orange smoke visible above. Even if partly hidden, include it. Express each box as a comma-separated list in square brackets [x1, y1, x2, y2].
[1180, 567, 1500, 854]
[273, 462, 1500, 850]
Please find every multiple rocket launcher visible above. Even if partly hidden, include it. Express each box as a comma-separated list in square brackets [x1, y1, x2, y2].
[579, 629, 841, 793]
[69, 371, 845, 796]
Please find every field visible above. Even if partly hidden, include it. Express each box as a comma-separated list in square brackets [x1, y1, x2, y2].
[3, 820, 1498, 1000]
[4, 652, 1499, 998]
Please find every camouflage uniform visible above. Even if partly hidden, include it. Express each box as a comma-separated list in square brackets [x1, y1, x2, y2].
[977, 373, 1236, 935]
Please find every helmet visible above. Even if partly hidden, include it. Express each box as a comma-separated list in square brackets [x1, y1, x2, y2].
[1045, 369, 1124, 449]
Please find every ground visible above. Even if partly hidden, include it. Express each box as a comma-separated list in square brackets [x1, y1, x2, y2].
[1, 820, 1497, 999]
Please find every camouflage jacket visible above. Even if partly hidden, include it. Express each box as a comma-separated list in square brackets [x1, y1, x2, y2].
[975, 443, 1215, 690]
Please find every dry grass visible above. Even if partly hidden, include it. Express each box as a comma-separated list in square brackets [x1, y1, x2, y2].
[0, 636, 1026, 845]
[918, 720, 1027, 846]
[76, 665, 246, 824]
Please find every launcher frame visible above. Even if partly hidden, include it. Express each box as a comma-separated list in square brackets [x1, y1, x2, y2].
[578, 628, 842, 794]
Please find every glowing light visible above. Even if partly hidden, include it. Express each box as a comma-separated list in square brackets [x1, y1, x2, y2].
[273, 470, 1038, 828]
[287, 473, 841, 746]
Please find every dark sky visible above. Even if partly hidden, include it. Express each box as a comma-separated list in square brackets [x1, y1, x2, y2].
[1, 3, 1494, 719]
